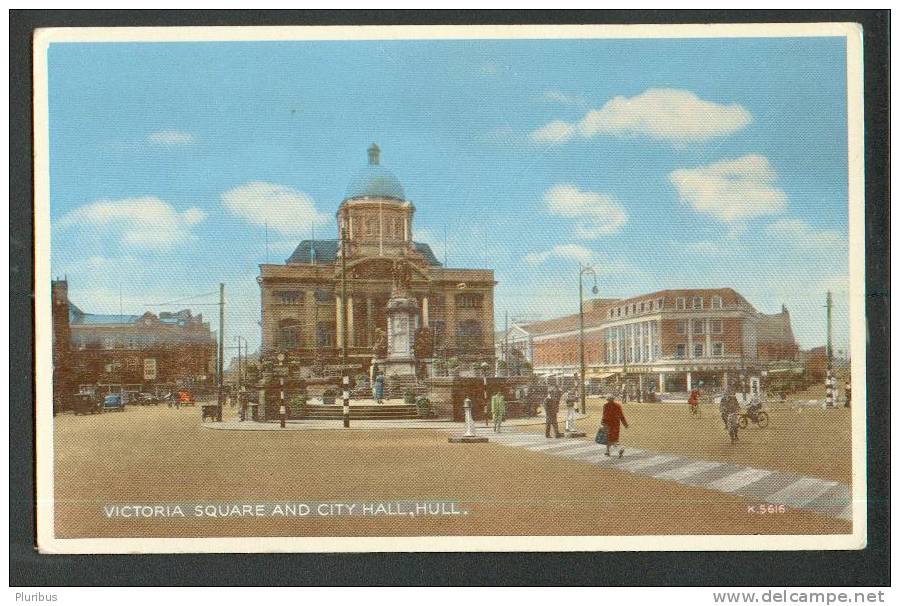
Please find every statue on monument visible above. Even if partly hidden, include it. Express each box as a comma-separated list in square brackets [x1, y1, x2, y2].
[391, 261, 413, 297]
[372, 327, 388, 358]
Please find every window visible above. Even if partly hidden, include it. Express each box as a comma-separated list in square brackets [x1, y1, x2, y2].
[430, 320, 447, 350]
[316, 321, 335, 347]
[364, 217, 376, 236]
[314, 289, 334, 304]
[655, 298, 663, 310]
[639, 302, 644, 312]
[624, 305, 629, 316]
[278, 318, 302, 350]
[676, 321, 687, 335]
[676, 297, 686, 310]
[693, 342, 704, 358]
[710, 319, 723, 334]
[712, 342, 725, 356]
[631, 303, 637, 314]
[456, 319, 483, 351]
[692, 296, 704, 309]
[711, 295, 723, 310]
[103, 337, 114, 350]
[456, 293, 483, 309]
[277, 290, 302, 305]
[693, 319, 704, 335]
[608, 309, 613, 319]
[675, 344, 686, 359]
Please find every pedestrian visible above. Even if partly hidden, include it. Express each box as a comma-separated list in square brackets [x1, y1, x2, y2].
[844, 381, 851, 408]
[688, 388, 700, 415]
[602, 396, 629, 458]
[491, 390, 506, 433]
[544, 388, 561, 438]
[373, 373, 385, 404]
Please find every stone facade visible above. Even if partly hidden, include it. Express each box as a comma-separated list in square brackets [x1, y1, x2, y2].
[258, 145, 496, 372]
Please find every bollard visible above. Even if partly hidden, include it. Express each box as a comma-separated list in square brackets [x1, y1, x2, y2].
[564, 400, 586, 438]
[279, 404, 286, 428]
[342, 375, 350, 428]
[449, 397, 488, 443]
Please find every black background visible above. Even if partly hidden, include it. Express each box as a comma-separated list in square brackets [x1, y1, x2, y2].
[9, 9, 890, 587]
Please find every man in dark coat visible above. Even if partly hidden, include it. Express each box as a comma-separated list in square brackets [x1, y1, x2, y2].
[602, 396, 629, 457]
[544, 388, 561, 438]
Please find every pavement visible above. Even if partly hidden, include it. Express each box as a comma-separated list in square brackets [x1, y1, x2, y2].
[202, 412, 587, 431]
[201, 408, 852, 521]
[487, 429, 852, 521]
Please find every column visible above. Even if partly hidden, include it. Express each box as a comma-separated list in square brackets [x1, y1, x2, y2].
[347, 296, 355, 347]
[336, 295, 344, 349]
[422, 296, 429, 327]
[403, 216, 409, 241]
[659, 372, 666, 393]
[686, 371, 692, 391]
[366, 296, 374, 347]
[687, 321, 694, 359]
[705, 318, 712, 357]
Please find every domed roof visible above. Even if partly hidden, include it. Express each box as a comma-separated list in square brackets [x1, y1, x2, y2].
[343, 143, 406, 201]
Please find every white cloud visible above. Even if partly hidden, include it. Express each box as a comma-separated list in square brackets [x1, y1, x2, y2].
[148, 130, 194, 146]
[58, 197, 206, 251]
[542, 184, 627, 238]
[530, 120, 577, 145]
[524, 243, 596, 265]
[765, 218, 843, 249]
[530, 88, 751, 147]
[669, 154, 787, 222]
[222, 181, 330, 237]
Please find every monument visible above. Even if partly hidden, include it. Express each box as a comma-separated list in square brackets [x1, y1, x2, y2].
[377, 261, 419, 377]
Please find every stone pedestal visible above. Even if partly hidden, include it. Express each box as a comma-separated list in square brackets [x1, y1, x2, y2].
[380, 293, 419, 377]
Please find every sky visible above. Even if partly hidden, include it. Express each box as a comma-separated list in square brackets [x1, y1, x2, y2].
[47, 35, 851, 356]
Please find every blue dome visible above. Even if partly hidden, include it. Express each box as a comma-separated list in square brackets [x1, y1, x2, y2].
[343, 143, 406, 201]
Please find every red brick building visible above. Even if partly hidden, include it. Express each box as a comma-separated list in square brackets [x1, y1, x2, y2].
[501, 288, 799, 394]
[51, 280, 217, 398]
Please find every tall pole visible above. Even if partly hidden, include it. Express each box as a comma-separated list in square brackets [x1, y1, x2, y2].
[218, 283, 225, 418]
[579, 270, 586, 415]
[341, 225, 350, 428]
[504, 310, 509, 377]
[825, 290, 834, 407]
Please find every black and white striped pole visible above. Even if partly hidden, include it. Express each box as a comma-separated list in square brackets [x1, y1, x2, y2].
[825, 291, 835, 408]
[342, 375, 350, 428]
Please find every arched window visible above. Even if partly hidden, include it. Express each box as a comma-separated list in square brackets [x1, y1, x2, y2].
[456, 319, 483, 352]
[278, 318, 302, 350]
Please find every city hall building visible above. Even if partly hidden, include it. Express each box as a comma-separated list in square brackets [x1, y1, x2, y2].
[257, 144, 496, 371]
[499, 288, 799, 394]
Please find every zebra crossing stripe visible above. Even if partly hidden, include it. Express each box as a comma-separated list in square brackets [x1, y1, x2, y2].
[553, 443, 602, 457]
[653, 461, 723, 481]
[706, 468, 774, 492]
[765, 477, 838, 509]
[616, 454, 678, 472]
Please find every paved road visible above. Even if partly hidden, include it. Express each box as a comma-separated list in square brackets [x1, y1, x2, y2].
[488, 431, 852, 521]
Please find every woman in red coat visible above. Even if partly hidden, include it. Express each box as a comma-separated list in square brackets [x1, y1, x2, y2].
[602, 396, 629, 458]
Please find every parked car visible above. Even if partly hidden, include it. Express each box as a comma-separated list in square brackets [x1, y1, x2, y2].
[101, 393, 127, 412]
[72, 394, 100, 415]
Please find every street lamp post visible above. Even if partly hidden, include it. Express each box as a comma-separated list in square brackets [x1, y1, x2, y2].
[340, 225, 350, 428]
[578, 263, 599, 414]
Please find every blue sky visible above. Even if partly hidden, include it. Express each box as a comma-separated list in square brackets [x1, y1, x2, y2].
[48, 36, 850, 354]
